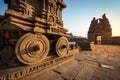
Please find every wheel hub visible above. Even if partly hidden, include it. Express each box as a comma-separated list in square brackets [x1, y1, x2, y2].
[15, 33, 50, 65]
[56, 37, 69, 57]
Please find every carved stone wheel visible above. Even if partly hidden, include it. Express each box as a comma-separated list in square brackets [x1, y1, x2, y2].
[56, 37, 69, 57]
[15, 33, 50, 65]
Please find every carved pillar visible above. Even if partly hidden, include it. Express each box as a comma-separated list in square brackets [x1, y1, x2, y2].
[58, 5, 60, 20]
[9, 0, 16, 8]
[43, 0, 46, 10]
[48, 3, 50, 12]
[60, 9, 62, 19]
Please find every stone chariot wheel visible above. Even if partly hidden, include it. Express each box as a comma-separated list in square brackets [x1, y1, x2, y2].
[15, 33, 50, 65]
[56, 36, 69, 57]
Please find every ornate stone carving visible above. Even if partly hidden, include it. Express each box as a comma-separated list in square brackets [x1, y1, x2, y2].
[0, 0, 78, 66]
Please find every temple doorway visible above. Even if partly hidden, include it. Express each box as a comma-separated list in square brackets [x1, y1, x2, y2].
[95, 35, 101, 44]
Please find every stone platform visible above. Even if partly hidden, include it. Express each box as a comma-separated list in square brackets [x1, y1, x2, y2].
[30, 45, 120, 80]
[0, 45, 120, 80]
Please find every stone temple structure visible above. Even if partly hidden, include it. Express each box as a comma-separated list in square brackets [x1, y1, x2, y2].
[0, 0, 79, 66]
[88, 14, 112, 44]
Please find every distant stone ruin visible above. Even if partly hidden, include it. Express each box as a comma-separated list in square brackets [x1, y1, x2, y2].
[88, 14, 112, 44]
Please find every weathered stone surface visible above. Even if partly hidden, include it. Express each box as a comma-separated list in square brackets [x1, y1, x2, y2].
[88, 14, 112, 44]
[32, 70, 64, 80]
[1, 45, 120, 80]
[24, 45, 120, 80]
[0, 0, 78, 67]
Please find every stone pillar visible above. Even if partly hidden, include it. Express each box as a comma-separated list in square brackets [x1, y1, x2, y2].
[43, 0, 46, 10]
[60, 9, 62, 19]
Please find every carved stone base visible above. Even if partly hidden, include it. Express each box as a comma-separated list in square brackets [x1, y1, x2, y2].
[0, 53, 76, 80]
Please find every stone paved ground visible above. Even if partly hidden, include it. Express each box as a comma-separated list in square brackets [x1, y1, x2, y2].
[30, 45, 120, 80]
